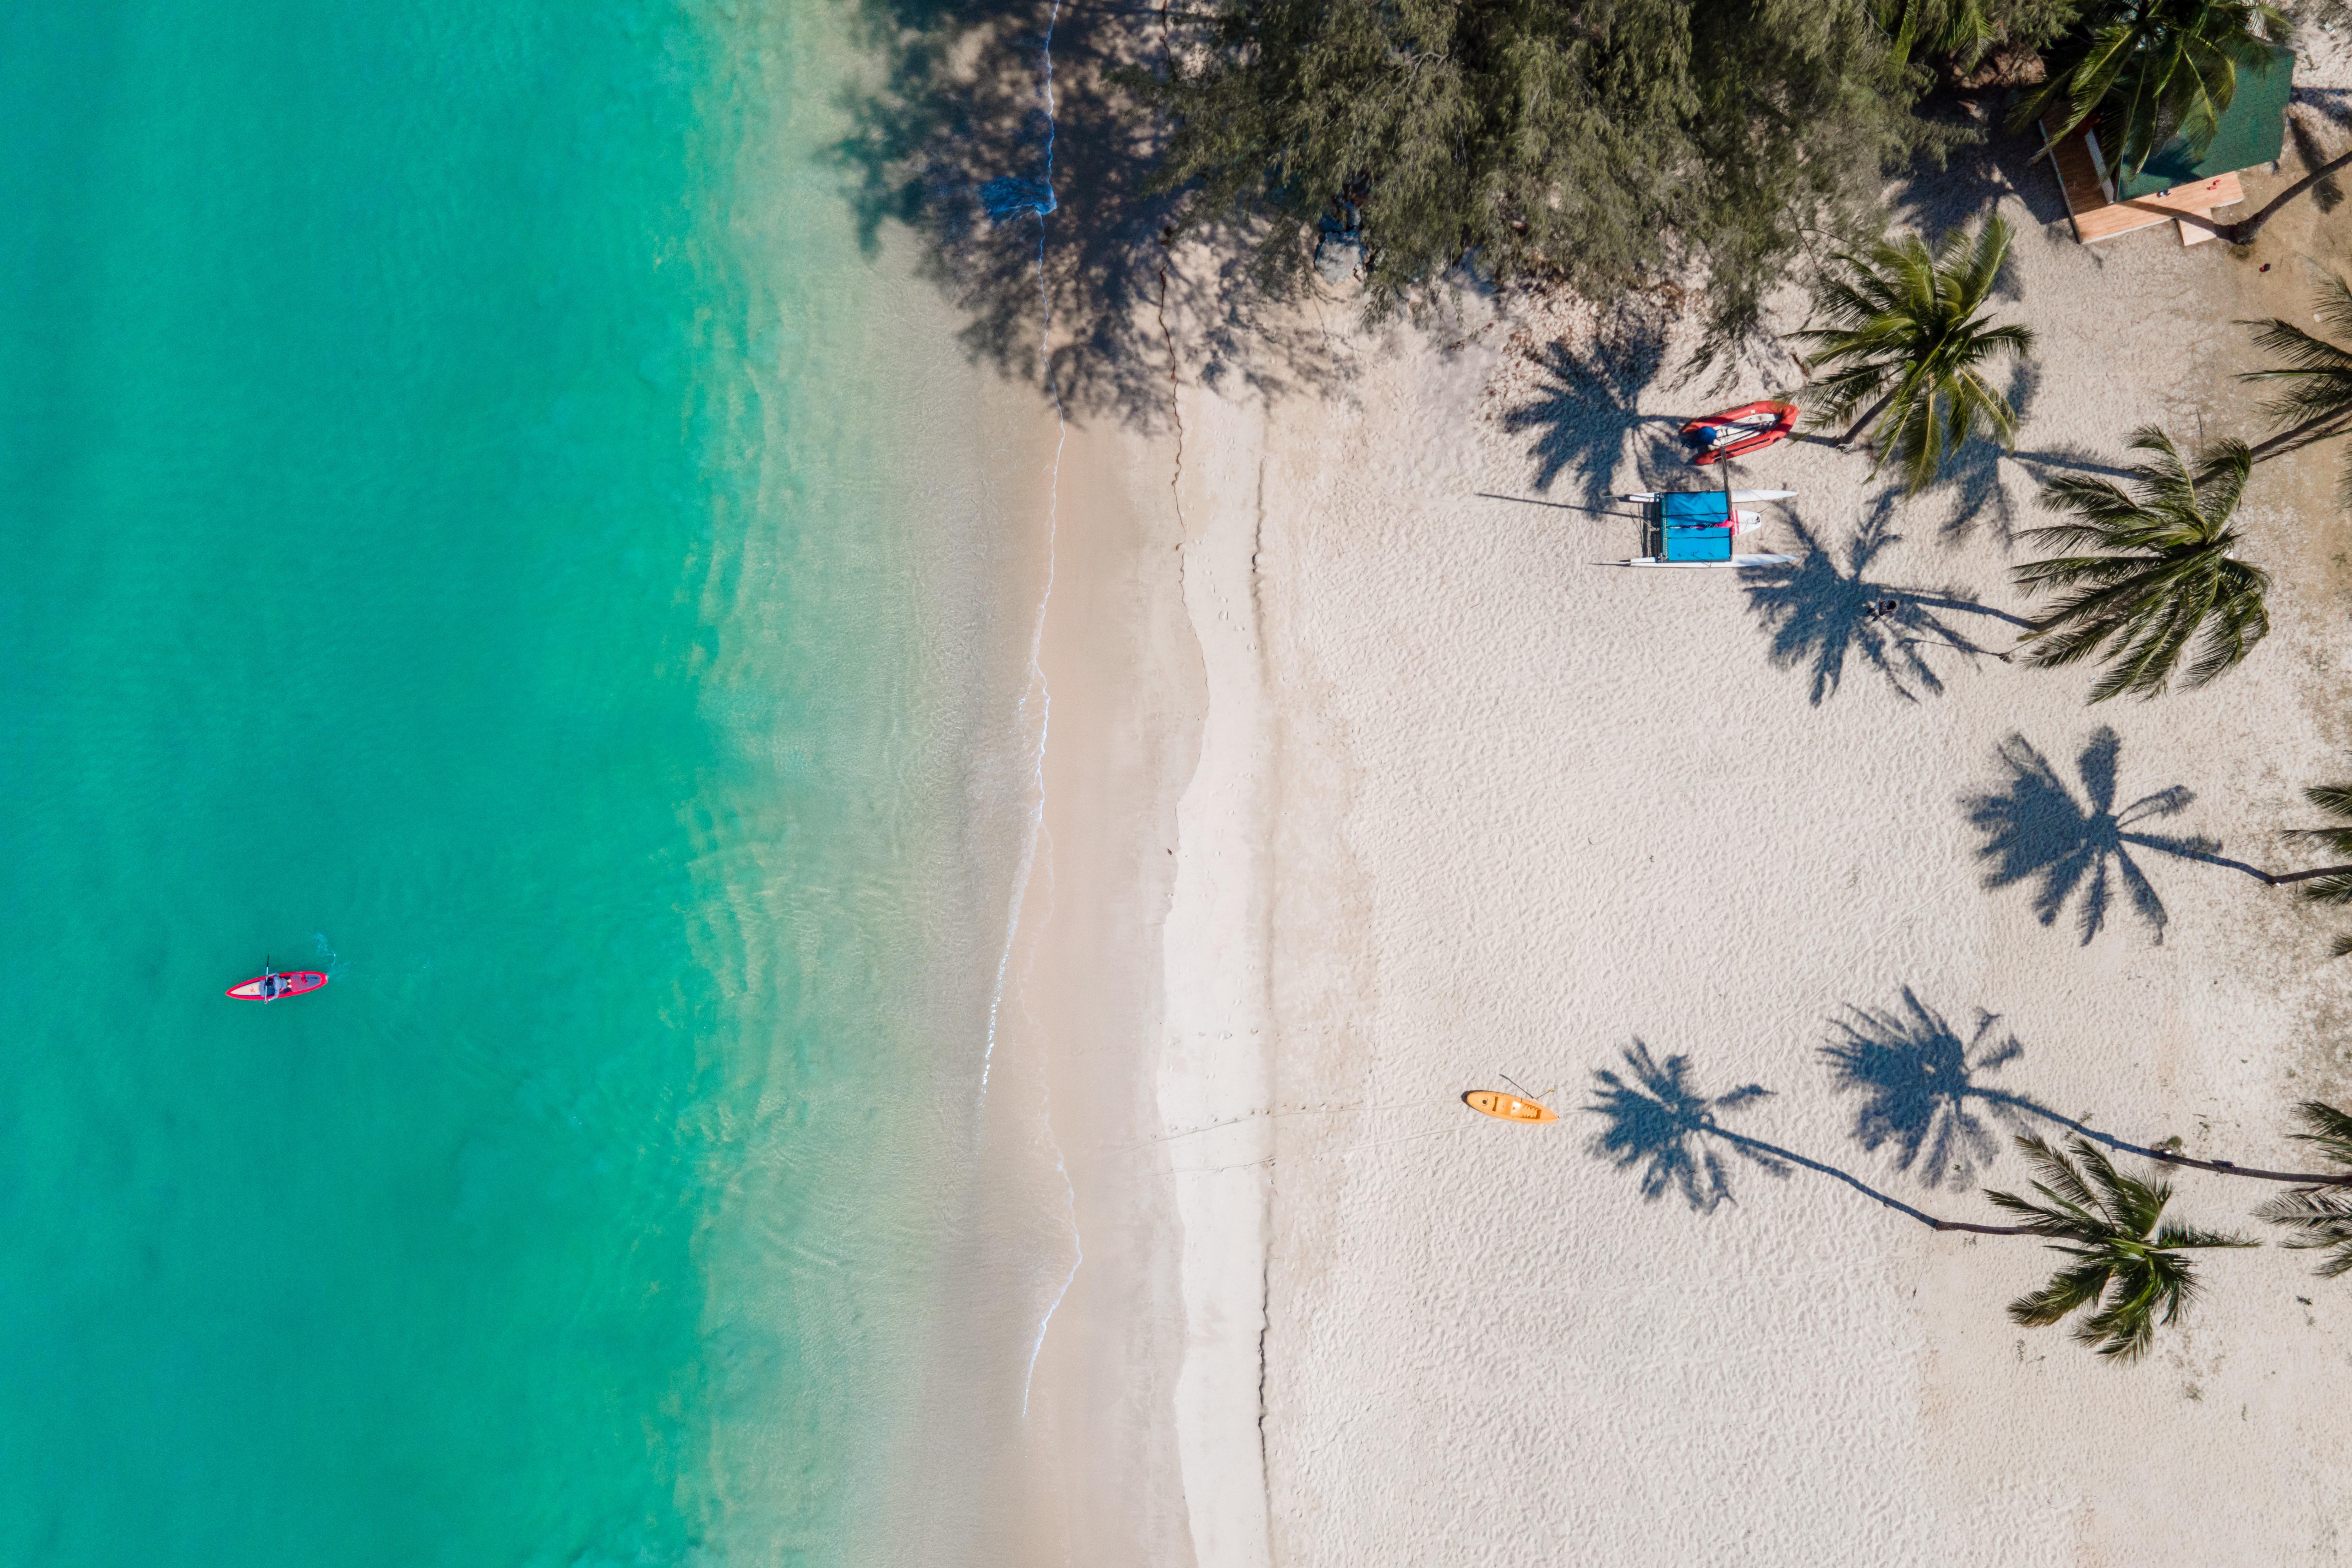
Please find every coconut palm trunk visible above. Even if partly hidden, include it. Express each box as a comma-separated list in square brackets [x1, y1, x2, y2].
[1704, 1125, 2037, 1235]
[2217, 143, 2352, 244]
[2270, 863, 2352, 886]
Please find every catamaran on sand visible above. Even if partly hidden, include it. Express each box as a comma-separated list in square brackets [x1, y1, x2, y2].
[1617, 489, 1797, 568]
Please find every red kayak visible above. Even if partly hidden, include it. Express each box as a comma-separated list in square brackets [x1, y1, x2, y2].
[1681, 400, 1799, 464]
[227, 970, 328, 1001]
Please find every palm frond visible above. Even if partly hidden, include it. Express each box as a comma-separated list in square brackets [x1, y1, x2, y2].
[2291, 870, 2352, 906]
[2241, 317, 2352, 374]
[2073, 1272, 2167, 1360]
[2006, 1260, 2111, 1326]
[2242, 274, 2352, 470]
[2255, 1184, 2352, 1276]
[2281, 820, 2352, 856]
[1800, 217, 2029, 491]
[2288, 1100, 2352, 1171]
[2013, 425, 2267, 700]
[2021, 1132, 2103, 1207]
[2298, 781, 2352, 820]
[2314, 269, 2352, 341]
[2149, 1222, 2258, 1250]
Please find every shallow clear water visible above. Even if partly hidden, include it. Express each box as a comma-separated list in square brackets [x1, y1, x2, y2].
[0, 4, 1049, 1561]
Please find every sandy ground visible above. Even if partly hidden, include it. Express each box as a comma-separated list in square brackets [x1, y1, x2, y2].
[992, 52, 2352, 1568]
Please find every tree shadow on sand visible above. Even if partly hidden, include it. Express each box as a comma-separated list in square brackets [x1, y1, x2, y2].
[1586, 1042, 2027, 1232]
[1587, 1043, 1784, 1212]
[1960, 728, 2267, 945]
[1899, 362, 2039, 547]
[1886, 93, 2072, 241]
[1820, 985, 2333, 1190]
[1740, 510, 2027, 703]
[1821, 988, 2037, 1189]
[830, 0, 1340, 429]
[1494, 298, 1685, 508]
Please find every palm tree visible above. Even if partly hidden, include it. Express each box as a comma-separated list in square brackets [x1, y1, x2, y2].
[1794, 217, 2034, 494]
[1985, 1133, 2255, 1361]
[2011, 0, 2293, 193]
[2270, 783, 2352, 954]
[2240, 271, 2352, 502]
[2255, 1102, 2352, 1274]
[2011, 427, 2269, 701]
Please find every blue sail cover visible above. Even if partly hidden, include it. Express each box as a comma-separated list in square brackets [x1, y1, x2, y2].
[1659, 492, 1733, 523]
[1658, 490, 1734, 560]
[1663, 526, 1734, 561]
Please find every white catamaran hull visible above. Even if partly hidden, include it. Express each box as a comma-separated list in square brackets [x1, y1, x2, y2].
[1620, 489, 1797, 504]
[1618, 554, 1797, 568]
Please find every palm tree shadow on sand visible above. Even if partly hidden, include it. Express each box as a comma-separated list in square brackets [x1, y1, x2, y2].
[1740, 510, 2026, 704]
[1587, 1043, 1785, 1212]
[1960, 728, 2265, 945]
[1909, 361, 2040, 547]
[1820, 985, 2338, 1196]
[1821, 988, 2038, 1188]
[1586, 1043, 2028, 1231]
[1495, 300, 1685, 508]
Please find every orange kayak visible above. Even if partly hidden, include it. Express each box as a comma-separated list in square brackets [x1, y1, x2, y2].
[1463, 1090, 1557, 1123]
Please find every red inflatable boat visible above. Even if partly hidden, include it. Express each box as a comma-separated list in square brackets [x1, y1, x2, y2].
[226, 968, 328, 1001]
[1681, 400, 1799, 464]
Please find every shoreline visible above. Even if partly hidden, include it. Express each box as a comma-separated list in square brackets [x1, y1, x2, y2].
[993, 406, 1207, 1560]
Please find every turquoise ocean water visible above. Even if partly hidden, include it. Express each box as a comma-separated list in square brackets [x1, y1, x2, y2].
[0, 4, 1056, 1561]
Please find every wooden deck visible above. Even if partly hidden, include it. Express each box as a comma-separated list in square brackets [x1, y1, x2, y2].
[2044, 123, 2243, 244]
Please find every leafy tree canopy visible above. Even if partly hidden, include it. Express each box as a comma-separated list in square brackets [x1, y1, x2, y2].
[1880, 0, 2085, 67]
[1135, 0, 2075, 351]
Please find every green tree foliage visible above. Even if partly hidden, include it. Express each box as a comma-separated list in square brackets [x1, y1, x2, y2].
[1877, 0, 2083, 68]
[2255, 1102, 2352, 1269]
[2240, 270, 2352, 502]
[2013, 0, 2292, 190]
[2271, 784, 2352, 953]
[2012, 428, 2270, 702]
[1986, 1133, 2254, 1361]
[1793, 216, 2034, 492]
[1137, 0, 1954, 351]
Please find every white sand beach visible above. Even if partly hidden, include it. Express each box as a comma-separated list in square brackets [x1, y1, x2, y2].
[990, 67, 2352, 1568]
